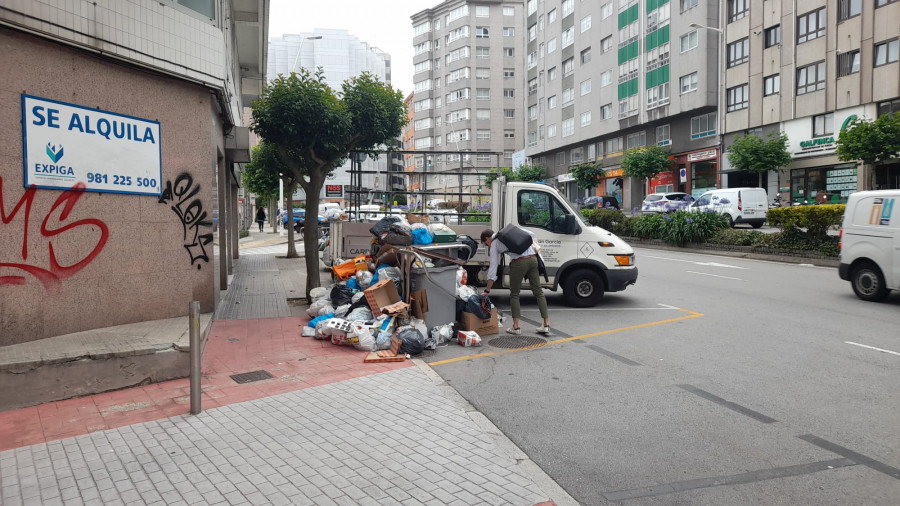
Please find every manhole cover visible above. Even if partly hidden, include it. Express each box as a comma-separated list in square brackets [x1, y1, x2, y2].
[487, 336, 548, 349]
[230, 370, 274, 384]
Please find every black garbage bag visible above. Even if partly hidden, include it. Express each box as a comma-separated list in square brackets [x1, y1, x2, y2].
[456, 235, 478, 260]
[369, 216, 401, 238]
[397, 328, 425, 356]
[384, 223, 413, 246]
[464, 294, 493, 319]
[330, 284, 355, 307]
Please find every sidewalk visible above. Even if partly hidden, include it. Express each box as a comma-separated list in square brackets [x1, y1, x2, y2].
[0, 227, 574, 506]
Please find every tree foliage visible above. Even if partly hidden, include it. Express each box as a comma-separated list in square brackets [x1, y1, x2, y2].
[570, 162, 606, 190]
[484, 164, 547, 184]
[836, 114, 900, 165]
[621, 145, 673, 182]
[242, 142, 287, 213]
[251, 68, 407, 295]
[727, 132, 792, 187]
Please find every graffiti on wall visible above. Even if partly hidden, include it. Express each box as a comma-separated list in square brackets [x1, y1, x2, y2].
[0, 177, 109, 290]
[158, 173, 213, 268]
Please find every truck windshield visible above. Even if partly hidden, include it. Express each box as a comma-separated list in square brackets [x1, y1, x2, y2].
[517, 189, 582, 233]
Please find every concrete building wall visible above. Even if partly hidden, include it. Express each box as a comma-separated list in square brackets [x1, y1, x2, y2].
[0, 28, 221, 345]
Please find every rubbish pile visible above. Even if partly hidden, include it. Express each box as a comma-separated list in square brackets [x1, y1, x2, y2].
[303, 216, 500, 362]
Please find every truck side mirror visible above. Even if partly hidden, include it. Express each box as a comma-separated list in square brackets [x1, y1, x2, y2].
[564, 214, 580, 235]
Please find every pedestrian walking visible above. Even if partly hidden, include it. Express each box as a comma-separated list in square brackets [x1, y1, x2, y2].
[255, 207, 266, 232]
[480, 228, 550, 335]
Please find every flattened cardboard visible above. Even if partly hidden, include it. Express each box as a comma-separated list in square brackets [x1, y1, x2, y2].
[459, 308, 498, 336]
[363, 336, 405, 363]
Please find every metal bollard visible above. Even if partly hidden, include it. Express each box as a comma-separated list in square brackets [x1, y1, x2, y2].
[189, 301, 201, 415]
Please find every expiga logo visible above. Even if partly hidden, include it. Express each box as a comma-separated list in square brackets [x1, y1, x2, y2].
[36, 142, 75, 177]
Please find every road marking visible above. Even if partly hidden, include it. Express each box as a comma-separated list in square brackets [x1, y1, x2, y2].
[586, 345, 641, 366]
[844, 341, 900, 356]
[642, 255, 746, 269]
[518, 306, 681, 311]
[428, 308, 704, 366]
[685, 270, 744, 281]
[677, 384, 778, 424]
[798, 434, 900, 479]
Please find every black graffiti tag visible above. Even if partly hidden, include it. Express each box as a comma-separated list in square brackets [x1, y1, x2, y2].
[158, 173, 213, 268]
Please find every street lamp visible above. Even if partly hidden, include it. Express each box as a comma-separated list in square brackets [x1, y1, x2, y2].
[690, 22, 725, 188]
[291, 35, 323, 75]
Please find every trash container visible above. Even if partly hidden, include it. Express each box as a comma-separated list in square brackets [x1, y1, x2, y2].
[409, 264, 458, 330]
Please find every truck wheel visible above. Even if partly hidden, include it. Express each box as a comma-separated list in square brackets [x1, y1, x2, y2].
[851, 261, 889, 302]
[563, 269, 604, 307]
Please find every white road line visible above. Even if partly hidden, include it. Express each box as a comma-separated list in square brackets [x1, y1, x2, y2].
[641, 254, 747, 270]
[518, 307, 680, 311]
[844, 341, 900, 356]
[657, 303, 680, 310]
[685, 270, 744, 281]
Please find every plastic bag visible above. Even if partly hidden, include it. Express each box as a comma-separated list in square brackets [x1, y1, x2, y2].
[456, 235, 478, 260]
[431, 324, 455, 347]
[465, 294, 493, 319]
[397, 327, 425, 356]
[330, 284, 355, 307]
[411, 227, 433, 245]
[308, 313, 334, 329]
[410, 222, 427, 230]
[384, 228, 413, 246]
[456, 267, 467, 286]
[351, 325, 376, 351]
[375, 331, 394, 350]
[309, 287, 328, 302]
[346, 307, 374, 322]
[355, 270, 373, 290]
[457, 285, 476, 300]
[428, 223, 453, 234]
[307, 299, 331, 318]
[351, 291, 366, 303]
[334, 304, 351, 318]
[317, 304, 335, 317]
[346, 277, 360, 290]
[409, 318, 428, 343]
[369, 216, 401, 238]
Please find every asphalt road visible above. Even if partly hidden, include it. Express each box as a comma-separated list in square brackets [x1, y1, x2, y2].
[424, 247, 900, 505]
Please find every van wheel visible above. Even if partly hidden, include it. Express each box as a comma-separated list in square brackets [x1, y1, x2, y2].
[851, 262, 889, 302]
[563, 269, 604, 307]
[726, 215, 735, 227]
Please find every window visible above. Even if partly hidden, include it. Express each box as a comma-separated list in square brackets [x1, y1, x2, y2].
[504, 109, 515, 119]
[681, 30, 698, 52]
[548, 38, 557, 54]
[528, 51, 538, 68]
[765, 25, 781, 48]
[796, 62, 826, 95]
[581, 15, 592, 32]
[620, 58, 639, 83]
[837, 51, 860, 77]
[728, 0, 749, 22]
[764, 74, 780, 96]
[726, 84, 749, 111]
[606, 137, 622, 154]
[504, 130, 515, 138]
[414, 41, 431, 55]
[448, 67, 470, 84]
[680, 72, 698, 93]
[690, 112, 716, 140]
[503, 68, 515, 78]
[415, 137, 432, 149]
[602, 2, 613, 18]
[529, 105, 538, 120]
[446, 88, 470, 104]
[527, 0, 536, 14]
[681, 0, 698, 10]
[548, 8, 557, 22]
[415, 118, 433, 129]
[476, 88, 490, 100]
[414, 22, 431, 36]
[415, 79, 432, 92]
[447, 26, 470, 43]
[447, 4, 469, 23]
[529, 24, 537, 41]
[548, 124, 558, 138]
[446, 46, 471, 64]
[727, 38, 750, 68]
[414, 60, 431, 74]
[877, 0, 900, 6]
[798, 8, 826, 44]
[601, 36, 612, 53]
[562, 0, 574, 17]
[600, 103, 612, 119]
[548, 67, 557, 81]
[503, 6, 514, 16]
[563, 58, 575, 75]
[562, 87, 575, 107]
[476, 129, 490, 141]
[475, 67, 489, 80]
[447, 130, 470, 143]
[446, 108, 470, 123]
[528, 77, 538, 95]
[647, 3, 670, 31]
[581, 111, 592, 127]
[657, 124, 671, 146]
[548, 95, 557, 109]
[581, 48, 592, 64]
[812, 113, 834, 137]
[503, 88, 515, 98]
[647, 83, 670, 109]
[579, 79, 593, 96]
[476, 27, 489, 38]
[562, 118, 575, 137]
[626, 131, 646, 150]
[476, 5, 489, 17]
[414, 98, 432, 111]
[562, 27, 574, 48]
[504, 47, 515, 57]
[517, 190, 572, 232]
[476, 108, 490, 120]
[571, 148, 584, 164]
[619, 95, 639, 119]
[838, 0, 861, 21]
[875, 39, 900, 66]
[476, 47, 490, 58]
[601, 70, 612, 87]
[877, 98, 900, 117]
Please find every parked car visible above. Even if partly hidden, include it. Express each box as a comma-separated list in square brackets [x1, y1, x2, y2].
[688, 187, 768, 228]
[838, 189, 899, 302]
[582, 195, 621, 210]
[641, 192, 693, 214]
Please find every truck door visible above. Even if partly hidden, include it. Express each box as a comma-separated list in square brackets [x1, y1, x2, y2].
[509, 188, 578, 288]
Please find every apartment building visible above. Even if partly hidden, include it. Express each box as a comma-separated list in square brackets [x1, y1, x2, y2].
[721, 0, 900, 203]
[410, 0, 527, 198]
[524, 0, 721, 208]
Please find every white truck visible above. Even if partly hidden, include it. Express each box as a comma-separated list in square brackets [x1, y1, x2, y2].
[324, 177, 638, 307]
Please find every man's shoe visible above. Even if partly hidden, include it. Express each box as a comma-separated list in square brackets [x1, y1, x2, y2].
[505, 327, 522, 335]
[536, 325, 551, 335]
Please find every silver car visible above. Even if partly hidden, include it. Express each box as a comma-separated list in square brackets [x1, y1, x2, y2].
[641, 192, 693, 214]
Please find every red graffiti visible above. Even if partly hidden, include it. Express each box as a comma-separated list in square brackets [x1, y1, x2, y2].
[0, 177, 109, 290]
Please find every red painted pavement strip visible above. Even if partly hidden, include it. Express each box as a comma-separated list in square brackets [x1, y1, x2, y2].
[0, 316, 412, 452]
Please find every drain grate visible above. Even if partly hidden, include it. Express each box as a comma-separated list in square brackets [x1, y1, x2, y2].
[230, 370, 274, 384]
[487, 336, 548, 349]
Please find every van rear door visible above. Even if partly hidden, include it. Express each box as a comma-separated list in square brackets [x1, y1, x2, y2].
[738, 188, 766, 220]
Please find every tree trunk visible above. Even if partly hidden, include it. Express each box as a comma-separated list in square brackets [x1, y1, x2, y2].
[759, 171, 764, 189]
[302, 173, 325, 299]
[285, 181, 299, 258]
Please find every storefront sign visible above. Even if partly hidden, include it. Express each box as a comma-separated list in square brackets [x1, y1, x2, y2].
[687, 149, 717, 162]
[325, 184, 343, 197]
[825, 167, 857, 197]
[784, 105, 871, 158]
[22, 95, 162, 196]
[604, 168, 624, 178]
[558, 172, 575, 183]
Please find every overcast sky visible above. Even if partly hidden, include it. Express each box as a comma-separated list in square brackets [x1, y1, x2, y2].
[268, 0, 426, 97]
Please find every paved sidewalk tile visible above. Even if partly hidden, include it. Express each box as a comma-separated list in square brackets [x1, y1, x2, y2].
[0, 367, 554, 505]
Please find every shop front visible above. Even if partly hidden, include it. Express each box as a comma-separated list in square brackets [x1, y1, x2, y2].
[650, 148, 719, 198]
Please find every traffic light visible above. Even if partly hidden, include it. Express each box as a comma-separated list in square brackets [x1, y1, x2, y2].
[381, 193, 386, 199]
[477, 187, 482, 193]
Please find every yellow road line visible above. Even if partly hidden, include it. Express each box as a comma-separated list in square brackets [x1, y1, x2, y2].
[428, 308, 704, 366]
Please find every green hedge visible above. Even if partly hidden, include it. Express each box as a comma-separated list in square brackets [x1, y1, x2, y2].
[583, 209, 728, 246]
[766, 204, 845, 236]
[706, 228, 839, 256]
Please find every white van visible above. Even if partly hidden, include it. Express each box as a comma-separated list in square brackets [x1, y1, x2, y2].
[689, 187, 768, 228]
[838, 190, 899, 302]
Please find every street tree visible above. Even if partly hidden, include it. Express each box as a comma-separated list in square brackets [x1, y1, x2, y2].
[621, 145, 673, 194]
[243, 142, 289, 232]
[484, 164, 547, 184]
[727, 132, 792, 187]
[251, 68, 406, 295]
[836, 113, 900, 187]
[570, 162, 606, 190]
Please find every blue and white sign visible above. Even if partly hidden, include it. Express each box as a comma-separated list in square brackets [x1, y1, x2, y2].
[22, 94, 162, 196]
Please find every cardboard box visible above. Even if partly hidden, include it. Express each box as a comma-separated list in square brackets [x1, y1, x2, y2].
[364, 279, 401, 314]
[459, 308, 498, 336]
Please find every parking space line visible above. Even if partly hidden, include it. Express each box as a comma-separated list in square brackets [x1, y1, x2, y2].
[844, 341, 900, 356]
[428, 308, 704, 366]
